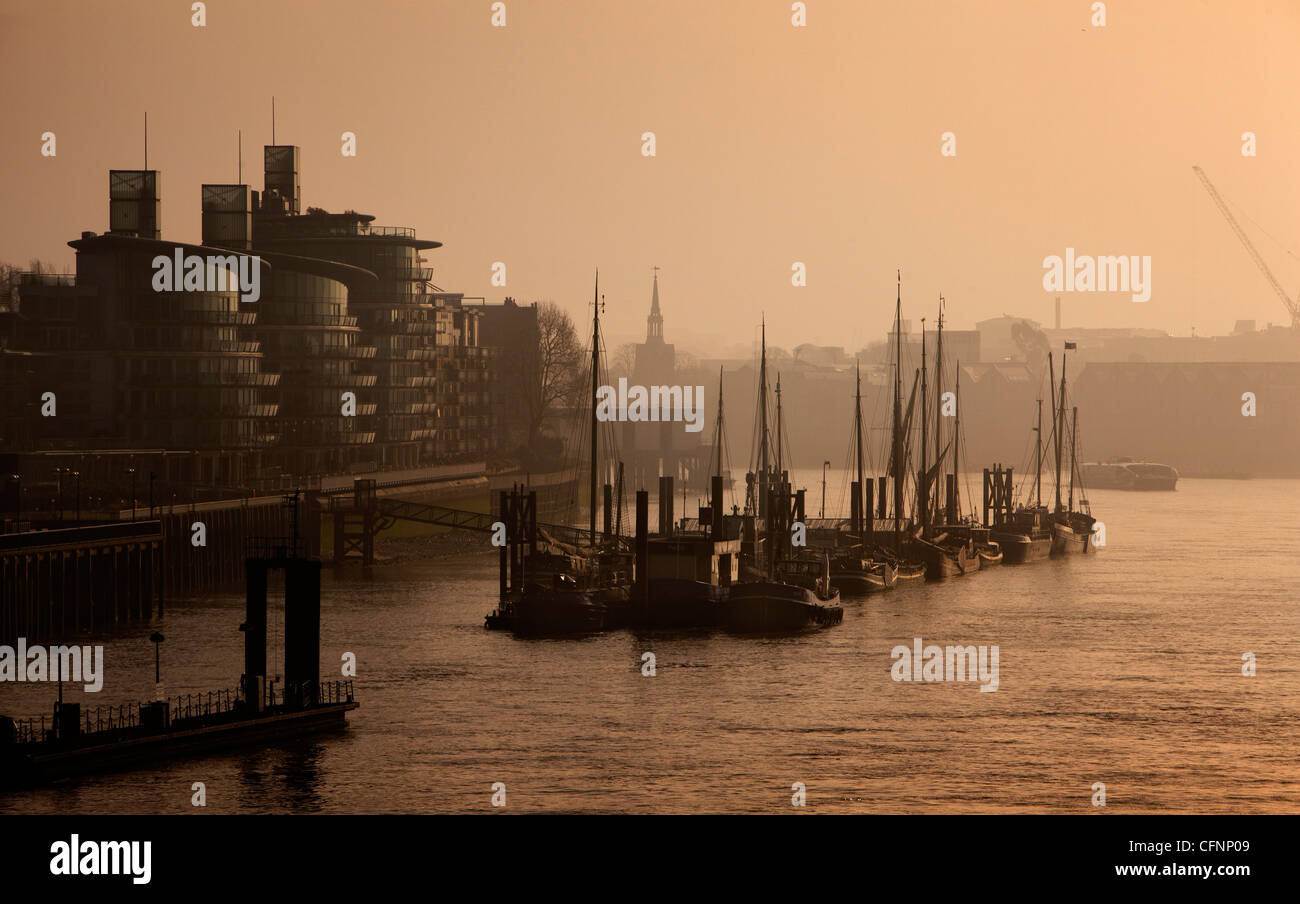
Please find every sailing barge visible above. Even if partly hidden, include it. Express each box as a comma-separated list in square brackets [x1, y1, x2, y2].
[487, 277, 1104, 636]
[983, 343, 1097, 561]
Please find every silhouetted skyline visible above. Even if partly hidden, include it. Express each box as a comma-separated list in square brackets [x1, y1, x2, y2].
[4, 0, 1300, 350]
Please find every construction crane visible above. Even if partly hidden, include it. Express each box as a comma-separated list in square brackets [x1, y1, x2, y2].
[1193, 165, 1300, 329]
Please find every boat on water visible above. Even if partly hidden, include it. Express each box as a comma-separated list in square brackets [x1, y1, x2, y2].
[722, 556, 842, 633]
[989, 506, 1052, 564]
[892, 558, 928, 582]
[497, 271, 634, 634]
[1050, 514, 1092, 556]
[828, 361, 901, 593]
[1047, 346, 1096, 556]
[514, 575, 609, 635]
[638, 483, 741, 628]
[976, 541, 1003, 567]
[982, 346, 1099, 564]
[906, 299, 981, 580]
[909, 532, 979, 578]
[1081, 459, 1178, 490]
[830, 551, 897, 593]
[722, 581, 842, 632]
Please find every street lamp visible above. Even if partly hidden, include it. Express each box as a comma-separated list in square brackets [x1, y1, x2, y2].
[55, 466, 65, 521]
[149, 632, 165, 684]
[73, 470, 80, 525]
[148, 470, 155, 518]
[127, 466, 136, 522]
[821, 460, 830, 519]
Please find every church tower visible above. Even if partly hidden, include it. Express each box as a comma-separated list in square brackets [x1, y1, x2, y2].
[646, 268, 664, 342]
[633, 268, 675, 385]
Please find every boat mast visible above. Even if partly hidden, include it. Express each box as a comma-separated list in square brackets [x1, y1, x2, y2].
[590, 268, 600, 546]
[952, 361, 960, 523]
[1068, 406, 1078, 513]
[891, 272, 904, 551]
[1055, 349, 1067, 514]
[854, 359, 864, 505]
[714, 366, 725, 479]
[933, 298, 944, 524]
[1047, 352, 1057, 510]
[1034, 398, 1043, 508]
[775, 373, 784, 480]
[757, 318, 770, 517]
[918, 318, 928, 531]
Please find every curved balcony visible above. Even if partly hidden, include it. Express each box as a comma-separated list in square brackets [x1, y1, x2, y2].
[179, 309, 258, 326]
[190, 403, 280, 418]
[255, 312, 359, 328]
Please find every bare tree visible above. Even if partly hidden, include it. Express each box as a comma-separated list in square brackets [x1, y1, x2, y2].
[610, 342, 637, 380]
[522, 302, 585, 451]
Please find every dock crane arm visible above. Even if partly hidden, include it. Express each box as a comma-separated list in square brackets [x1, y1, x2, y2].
[1192, 165, 1300, 329]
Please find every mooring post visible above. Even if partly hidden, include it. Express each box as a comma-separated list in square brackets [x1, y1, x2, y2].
[603, 483, 613, 542]
[635, 490, 649, 608]
[498, 489, 508, 602]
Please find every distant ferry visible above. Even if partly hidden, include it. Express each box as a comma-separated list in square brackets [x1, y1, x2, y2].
[1081, 458, 1178, 491]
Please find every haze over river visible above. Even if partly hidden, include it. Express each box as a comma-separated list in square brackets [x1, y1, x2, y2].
[3, 474, 1298, 814]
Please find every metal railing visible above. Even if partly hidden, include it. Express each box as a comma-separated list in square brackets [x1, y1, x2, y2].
[7, 679, 354, 747]
[168, 688, 239, 724]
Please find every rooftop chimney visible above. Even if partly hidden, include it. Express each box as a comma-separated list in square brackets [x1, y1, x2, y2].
[263, 145, 300, 216]
[108, 170, 161, 239]
[201, 184, 252, 250]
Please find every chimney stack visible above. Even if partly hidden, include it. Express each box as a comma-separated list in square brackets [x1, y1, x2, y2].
[263, 145, 301, 215]
[108, 170, 161, 239]
[201, 184, 252, 250]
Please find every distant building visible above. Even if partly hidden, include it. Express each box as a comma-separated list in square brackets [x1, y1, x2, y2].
[622, 272, 707, 489]
[0, 145, 495, 504]
[793, 344, 847, 367]
[975, 315, 1041, 362]
[429, 291, 490, 461]
[471, 297, 539, 461]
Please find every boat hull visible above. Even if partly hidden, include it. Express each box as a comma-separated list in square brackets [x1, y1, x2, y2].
[892, 562, 927, 582]
[989, 530, 1052, 565]
[513, 587, 606, 634]
[1082, 462, 1177, 491]
[721, 582, 842, 633]
[910, 540, 978, 579]
[1050, 521, 1090, 556]
[830, 561, 897, 594]
[637, 579, 726, 628]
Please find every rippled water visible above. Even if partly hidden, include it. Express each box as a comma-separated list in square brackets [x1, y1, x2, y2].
[3, 476, 1299, 814]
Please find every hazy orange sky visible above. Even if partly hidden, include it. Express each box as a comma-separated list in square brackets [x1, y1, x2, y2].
[3, 0, 1299, 351]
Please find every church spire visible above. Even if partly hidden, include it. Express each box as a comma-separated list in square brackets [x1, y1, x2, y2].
[647, 266, 663, 342]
